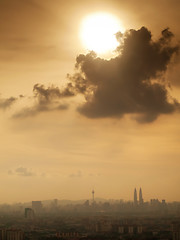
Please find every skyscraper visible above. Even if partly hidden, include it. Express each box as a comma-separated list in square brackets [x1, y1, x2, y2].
[25, 208, 35, 219]
[139, 188, 143, 205]
[32, 201, 43, 213]
[134, 188, 138, 206]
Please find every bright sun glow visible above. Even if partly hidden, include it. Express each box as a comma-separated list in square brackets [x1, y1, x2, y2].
[80, 12, 124, 55]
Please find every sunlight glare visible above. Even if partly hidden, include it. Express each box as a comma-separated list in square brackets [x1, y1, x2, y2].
[80, 12, 124, 55]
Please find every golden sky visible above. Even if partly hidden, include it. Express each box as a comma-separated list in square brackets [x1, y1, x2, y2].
[0, 0, 180, 203]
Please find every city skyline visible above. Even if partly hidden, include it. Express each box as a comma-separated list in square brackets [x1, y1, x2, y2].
[0, 0, 180, 203]
[0, 187, 176, 205]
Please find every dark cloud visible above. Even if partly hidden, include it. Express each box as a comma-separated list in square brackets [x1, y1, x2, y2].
[13, 84, 73, 118]
[70, 27, 179, 123]
[13, 27, 179, 123]
[33, 83, 74, 101]
[0, 97, 17, 109]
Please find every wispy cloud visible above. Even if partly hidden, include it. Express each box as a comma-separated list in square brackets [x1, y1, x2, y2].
[3, 27, 180, 123]
[69, 170, 82, 178]
[13, 84, 73, 118]
[0, 97, 17, 110]
[8, 167, 36, 177]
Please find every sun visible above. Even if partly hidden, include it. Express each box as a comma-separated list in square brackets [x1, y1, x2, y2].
[80, 12, 124, 55]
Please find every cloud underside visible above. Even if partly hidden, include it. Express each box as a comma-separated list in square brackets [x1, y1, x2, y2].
[0, 97, 17, 109]
[13, 84, 72, 118]
[73, 27, 179, 123]
[12, 27, 180, 123]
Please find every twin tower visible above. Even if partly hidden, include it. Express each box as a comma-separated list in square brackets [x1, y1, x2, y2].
[134, 188, 143, 205]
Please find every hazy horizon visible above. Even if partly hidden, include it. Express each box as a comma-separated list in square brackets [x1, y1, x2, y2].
[0, 0, 180, 204]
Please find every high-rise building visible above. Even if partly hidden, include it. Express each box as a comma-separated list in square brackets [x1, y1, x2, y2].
[172, 222, 180, 240]
[25, 208, 35, 219]
[32, 201, 43, 213]
[139, 188, 143, 205]
[6, 230, 23, 240]
[0, 230, 23, 240]
[54, 199, 58, 207]
[0, 230, 6, 240]
[134, 188, 138, 206]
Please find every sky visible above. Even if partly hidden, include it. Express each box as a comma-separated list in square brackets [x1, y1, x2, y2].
[0, 0, 180, 203]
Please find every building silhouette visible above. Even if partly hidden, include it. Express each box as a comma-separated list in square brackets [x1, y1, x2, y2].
[92, 190, 95, 203]
[0, 230, 23, 240]
[139, 188, 143, 205]
[134, 188, 144, 206]
[25, 208, 35, 220]
[32, 201, 43, 214]
[172, 222, 180, 240]
[134, 188, 138, 206]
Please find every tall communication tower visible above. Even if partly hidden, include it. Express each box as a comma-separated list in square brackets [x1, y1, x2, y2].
[92, 189, 95, 203]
